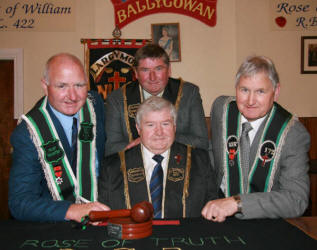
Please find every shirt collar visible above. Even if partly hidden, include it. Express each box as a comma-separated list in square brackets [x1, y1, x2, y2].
[48, 102, 79, 131]
[241, 115, 266, 131]
[143, 88, 164, 100]
[142, 144, 169, 161]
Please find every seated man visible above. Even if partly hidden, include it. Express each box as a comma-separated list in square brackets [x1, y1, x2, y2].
[104, 43, 208, 156]
[98, 96, 217, 218]
[9, 53, 109, 222]
[202, 55, 310, 222]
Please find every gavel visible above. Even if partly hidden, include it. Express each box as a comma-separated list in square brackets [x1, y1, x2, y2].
[88, 201, 154, 223]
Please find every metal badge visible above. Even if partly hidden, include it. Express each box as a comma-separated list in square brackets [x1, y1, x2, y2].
[53, 165, 63, 185]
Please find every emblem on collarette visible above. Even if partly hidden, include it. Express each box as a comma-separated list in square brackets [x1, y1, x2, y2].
[226, 135, 238, 166]
[168, 168, 184, 182]
[127, 167, 145, 182]
[259, 140, 276, 167]
[53, 165, 63, 185]
[79, 122, 94, 142]
[128, 104, 140, 118]
[41, 139, 64, 164]
[174, 154, 182, 165]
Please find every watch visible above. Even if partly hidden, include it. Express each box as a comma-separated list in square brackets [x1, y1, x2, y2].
[233, 195, 242, 213]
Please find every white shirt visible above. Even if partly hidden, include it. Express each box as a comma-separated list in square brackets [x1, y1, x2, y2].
[143, 89, 163, 100]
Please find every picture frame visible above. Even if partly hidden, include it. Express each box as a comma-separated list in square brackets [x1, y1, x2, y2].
[151, 23, 181, 62]
[301, 36, 317, 74]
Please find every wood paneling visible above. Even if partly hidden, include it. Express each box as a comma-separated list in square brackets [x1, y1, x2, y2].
[0, 60, 15, 219]
[299, 117, 317, 160]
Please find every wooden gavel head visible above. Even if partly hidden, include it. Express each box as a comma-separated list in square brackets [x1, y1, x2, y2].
[88, 201, 154, 223]
[130, 201, 154, 223]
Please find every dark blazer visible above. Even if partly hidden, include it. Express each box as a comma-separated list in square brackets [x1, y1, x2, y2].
[209, 96, 310, 219]
[104, 78, 209, 156]
[98, 142, 218, 218]
[9, 91, 105, 222]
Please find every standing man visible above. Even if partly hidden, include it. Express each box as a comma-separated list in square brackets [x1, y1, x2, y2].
[104, 43, 208, 156]
[203, 55, 310, 222]
[99, 96, 217, 218]
[9, 53, 109, 222]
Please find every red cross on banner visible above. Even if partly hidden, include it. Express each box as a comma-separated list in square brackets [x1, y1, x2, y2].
[109, 71, 126, 90]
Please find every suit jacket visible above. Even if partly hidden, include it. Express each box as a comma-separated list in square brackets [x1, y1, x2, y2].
[209, 96, 310, 219]
[9, 91, 106, 222]
[104, 78, 209, 156]
[98, 142, 218, 218]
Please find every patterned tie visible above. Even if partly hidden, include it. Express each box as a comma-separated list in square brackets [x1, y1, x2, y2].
[71, 117, 78, 174]
[150, 154, 164, 219]
[240, 122, 253, 192]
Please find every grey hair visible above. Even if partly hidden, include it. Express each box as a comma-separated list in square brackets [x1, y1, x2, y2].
[43, 53, 86, 85]
[135, 96, 177, 126]
[235, 55, 280, 89]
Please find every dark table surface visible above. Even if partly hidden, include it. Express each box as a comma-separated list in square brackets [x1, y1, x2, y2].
[0, 217, 316, 250]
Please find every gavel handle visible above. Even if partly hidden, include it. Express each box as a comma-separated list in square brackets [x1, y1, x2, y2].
[88, 209, 131, 222]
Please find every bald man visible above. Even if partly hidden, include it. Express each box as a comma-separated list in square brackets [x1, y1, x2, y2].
[9, 53, 109, 222]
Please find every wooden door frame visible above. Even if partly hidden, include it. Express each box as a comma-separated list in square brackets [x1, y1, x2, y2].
[0, 49, 23, 119]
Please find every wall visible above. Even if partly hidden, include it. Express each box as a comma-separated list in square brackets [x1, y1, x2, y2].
[0, 0, 316, 116]
[236, 0, 317, 116]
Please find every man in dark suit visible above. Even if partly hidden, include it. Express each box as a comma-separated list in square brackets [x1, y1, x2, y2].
[99, 96, 217, 218]
[104, 43, 208, 156]
[202, 55, 310, 222]
[9, 53, 109, 222]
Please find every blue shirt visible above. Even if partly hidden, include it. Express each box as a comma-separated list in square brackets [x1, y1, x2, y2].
[49, 104, 99, 175]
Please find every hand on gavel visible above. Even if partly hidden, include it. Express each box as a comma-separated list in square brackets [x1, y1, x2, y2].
[88, 201, 154, 223]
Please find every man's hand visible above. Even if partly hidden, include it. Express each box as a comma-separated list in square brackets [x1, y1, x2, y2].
[201, 197, 238, 222]
[65, 202, 110, 223]
[125, 137, 141, 150]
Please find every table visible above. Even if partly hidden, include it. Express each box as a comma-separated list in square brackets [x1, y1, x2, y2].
[286, 216, 317, 240]
[0, 217, 316, 250]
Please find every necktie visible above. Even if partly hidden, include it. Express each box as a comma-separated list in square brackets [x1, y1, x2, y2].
[71, 117, 78, 174]
[150, 154, 164, 219]
[240, 122, 252, 192]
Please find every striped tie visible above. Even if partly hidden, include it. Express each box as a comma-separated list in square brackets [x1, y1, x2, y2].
[71, 117, 78, 175]
[150, 154, 164, 219]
